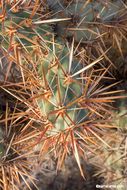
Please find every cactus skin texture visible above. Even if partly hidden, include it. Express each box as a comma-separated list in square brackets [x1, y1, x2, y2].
[0, 0, 126, 189]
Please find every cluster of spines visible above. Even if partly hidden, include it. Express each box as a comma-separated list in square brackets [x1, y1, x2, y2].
[0, 0, 126, 189]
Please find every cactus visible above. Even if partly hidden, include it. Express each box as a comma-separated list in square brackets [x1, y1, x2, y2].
[0, 0, 126, 189]
[0, 102, 39, 189]
[2, 36, 122, 178]
[92, 131, 127, 189]
[47, 0, 127, 63]
[89, 101, 127, 189]
[48, 0, 126, 46]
